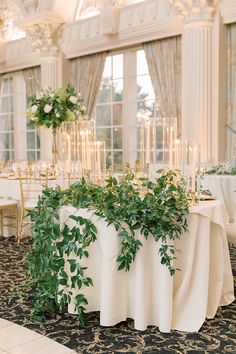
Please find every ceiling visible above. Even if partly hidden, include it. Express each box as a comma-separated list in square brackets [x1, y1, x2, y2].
[0, 0, 145, 42]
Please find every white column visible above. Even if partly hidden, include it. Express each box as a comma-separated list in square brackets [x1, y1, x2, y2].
[182, 23, 212, 162]
[17, 12, 64, 161]
[170, 0, 218, 163]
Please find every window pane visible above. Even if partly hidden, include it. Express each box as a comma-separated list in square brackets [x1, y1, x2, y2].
[26, 91, 40, 161]
[113, 127, 122, 149]
[113, 79, 123, 102]
[0, 78, 14, 161]
[4, 150, 10, 160]
[112, 54, 123, 79]
[2, 80, 9, 95]
[1, 97, 9, 112]
[137, 50, 149, 75]
[137, 76, 155, 100]
[96, 105, 111, 126]
[10, 133, 14, 149]
[27, 131, 36, 149]
[113, 151, 122, 164]
[9, 96, 13, 112]
[10, 114, 14, 130]
[27, 119, 35, 129]
[113, 103, 122, 125]
[9, 78, 13, 93]
[137, 99, 155, 117]
[27, 151, 36, 161]
[36, 131, 40, 149]
[97, 128, 111, 149]
[98, 79, 112, 103]
[0, 133, 9, 149]
[106, 151, 112, 168]
[95, 53, 124, 166]
[103, 56, 112, 79]
[0, 116, 9, 131]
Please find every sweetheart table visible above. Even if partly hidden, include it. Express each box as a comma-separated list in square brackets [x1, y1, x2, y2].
[60, 200, 234, 332]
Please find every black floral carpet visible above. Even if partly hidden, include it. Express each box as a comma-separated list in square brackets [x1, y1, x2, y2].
[0, 237, 235, 354]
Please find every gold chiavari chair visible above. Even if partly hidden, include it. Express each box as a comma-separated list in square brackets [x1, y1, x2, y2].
[0, 197, 18, 240]
[18, 168, 48, 242]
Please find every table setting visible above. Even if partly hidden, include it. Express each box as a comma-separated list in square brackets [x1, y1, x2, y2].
[0, 99, 234, 333]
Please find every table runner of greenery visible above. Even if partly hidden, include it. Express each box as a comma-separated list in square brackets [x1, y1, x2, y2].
[204, 162, 236, 175]
[25, 169, 189, 324]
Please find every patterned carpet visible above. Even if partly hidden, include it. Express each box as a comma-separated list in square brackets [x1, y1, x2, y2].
[0, 237, 235, 354]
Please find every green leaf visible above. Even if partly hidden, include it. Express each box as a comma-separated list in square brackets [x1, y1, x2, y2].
[59, 278, 67, 285]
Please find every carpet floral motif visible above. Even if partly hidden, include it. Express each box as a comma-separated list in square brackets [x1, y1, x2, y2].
[0, 237, 235, 354]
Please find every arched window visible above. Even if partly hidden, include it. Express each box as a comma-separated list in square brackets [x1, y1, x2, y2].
[74, 0, 144, 21]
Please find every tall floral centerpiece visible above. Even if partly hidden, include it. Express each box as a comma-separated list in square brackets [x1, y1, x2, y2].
[26, 85, 87, 166]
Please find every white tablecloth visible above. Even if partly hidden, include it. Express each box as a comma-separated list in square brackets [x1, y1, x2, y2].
[60, 200, 234, 332]
[0, 177, 62, 237]
[0, 177, 62, 201]
[202, 175, 236, 223]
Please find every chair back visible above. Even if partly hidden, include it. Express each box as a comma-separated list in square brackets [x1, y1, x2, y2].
[18, 167, 48, 209]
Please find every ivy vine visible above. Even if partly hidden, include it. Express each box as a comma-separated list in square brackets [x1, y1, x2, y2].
[26, 169, 189, 324]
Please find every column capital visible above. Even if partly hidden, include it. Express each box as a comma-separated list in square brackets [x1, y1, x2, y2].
[169, 0, 219, 25]
[17, 11, 64, 56]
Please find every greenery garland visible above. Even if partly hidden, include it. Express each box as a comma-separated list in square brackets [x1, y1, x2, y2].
[26, 169, 189, 323]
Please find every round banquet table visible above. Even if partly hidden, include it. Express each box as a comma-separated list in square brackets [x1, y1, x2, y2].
[60, 200, 235, 332]
[201, 174, 236, 223]
[0, 176, 63, 237]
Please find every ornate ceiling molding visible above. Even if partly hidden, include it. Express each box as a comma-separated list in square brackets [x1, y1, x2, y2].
[17, 11, 64, 56]
[21, 0, 39, 16]
[169, 0, 218, 24]
[62, 0, 182, 58]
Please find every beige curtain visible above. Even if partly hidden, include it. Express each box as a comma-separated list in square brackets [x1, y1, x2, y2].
[226, 23, 236, 164]
[143, 36, 182, 136]
[70, 52, 107, 117]
[23, 66, 41, 97]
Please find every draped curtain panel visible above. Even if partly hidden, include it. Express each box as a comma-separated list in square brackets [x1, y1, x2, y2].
[226, 23, 236, 164]
[23, 66, 41, 97]
[143, 36, 182, 136]
[70, 52, 107, 117]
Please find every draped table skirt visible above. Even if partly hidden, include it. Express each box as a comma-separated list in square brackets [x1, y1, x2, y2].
[60, 200, 234, 332]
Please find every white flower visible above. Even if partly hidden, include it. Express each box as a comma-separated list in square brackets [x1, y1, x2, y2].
[50, 93, 55, 98]
[44, 104, 52, 113]
[81, 105, 86, 112]
[69, 96, 78, 104]
[31, 105, 38, 113]
[56, 112, 60, 118]
[30, 116, 37, 121]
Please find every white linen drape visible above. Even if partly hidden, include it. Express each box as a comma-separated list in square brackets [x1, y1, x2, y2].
[22, 66, 41, 97]
[60, 201, 234, 332]
[143, 36, 182, 136]
[70, 52, 107, 117]
[226, 23, 236, 164]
